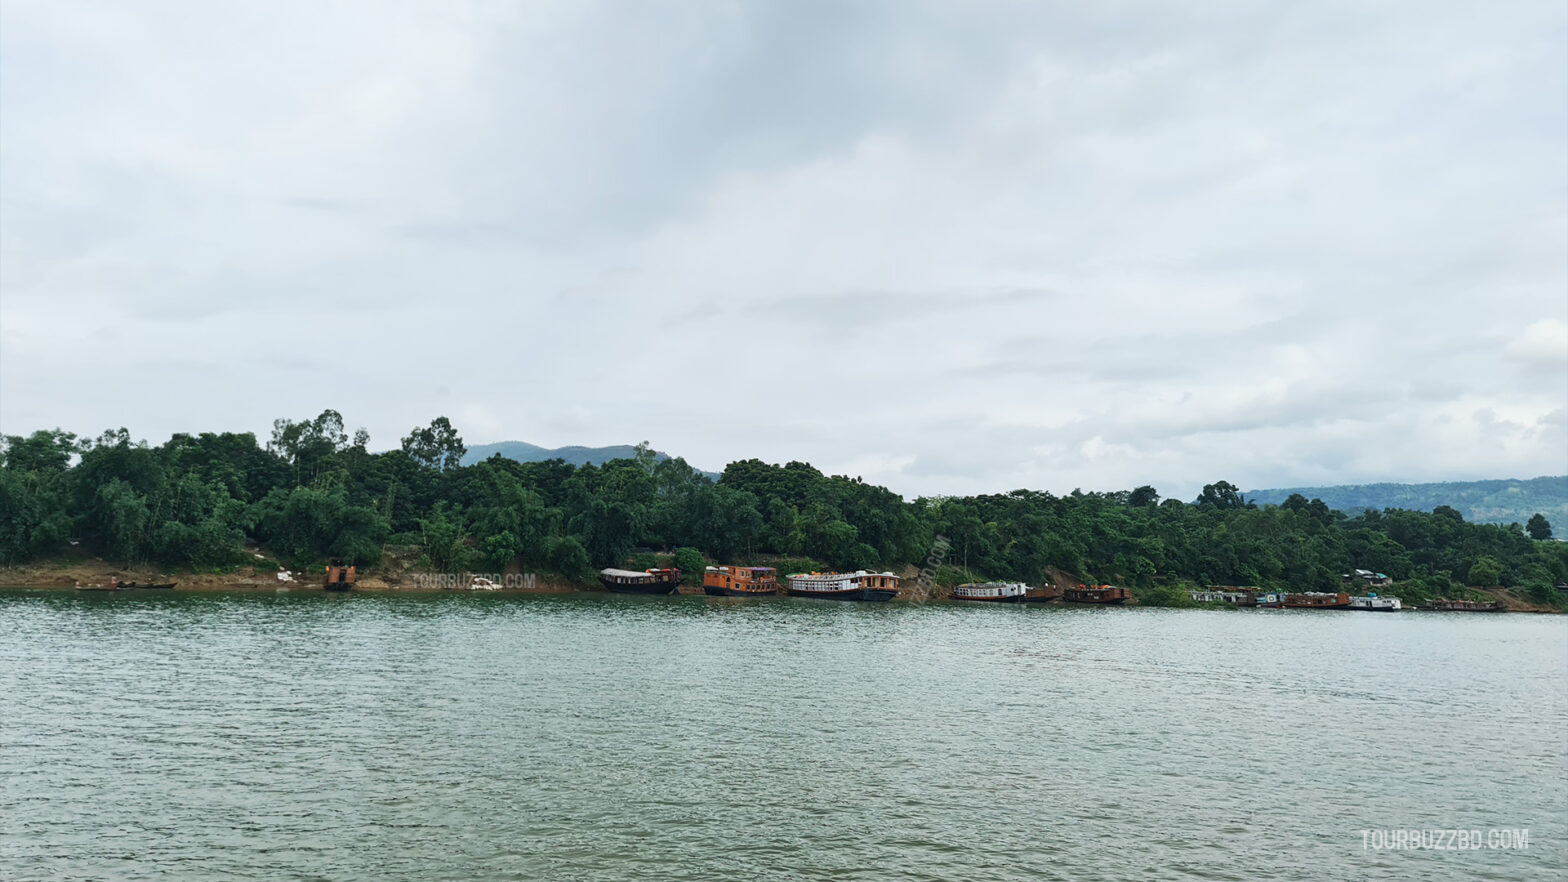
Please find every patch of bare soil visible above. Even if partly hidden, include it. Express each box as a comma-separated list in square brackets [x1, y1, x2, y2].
[1476, 585, 1560, 613]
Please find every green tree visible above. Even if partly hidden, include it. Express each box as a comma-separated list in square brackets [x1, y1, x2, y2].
[1128, 485, 1160, 507]
[2, 429, 78, 472]
[401, 417, 466, 471]
[1467, 555, 1503, 587]
[1525, 513, 1553, 541]
[1197, 481, 1245, 510]
[419, 503, 465, 572]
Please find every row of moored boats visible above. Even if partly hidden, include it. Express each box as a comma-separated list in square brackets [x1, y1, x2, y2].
[1198, 590, 1506, 612]
[599, 566, 1134, 604]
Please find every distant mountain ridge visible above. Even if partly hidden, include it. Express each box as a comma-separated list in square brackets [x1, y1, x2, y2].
[1244, 476, 1567, 533]
[462, 441, 721, 479]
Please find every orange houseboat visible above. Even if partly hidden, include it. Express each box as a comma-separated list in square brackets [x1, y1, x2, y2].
[1283, 592, 1351, 609]
[324, 563, 356, 591]
[703, 565, 778, 597]
[599, 567, 681, 595]
[1063, 584, 1129, 604]
[787, 571, 899, 602]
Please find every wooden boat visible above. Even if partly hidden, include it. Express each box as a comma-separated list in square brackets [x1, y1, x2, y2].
[1422, 599, 1504, 612]
[951, 581, 1030, 602]
[122, 581, 177, 590]
[703, 565, 777, 597]
[1063, 584, 1129, 604]
[324, 563, 356, 592]
[599, 567, 681, 594]
[1348, 594, 1401, 612]
[1022, 584, 1062, 603]
[1284, 592, 1351, 609]
[786, 571, 899, 602]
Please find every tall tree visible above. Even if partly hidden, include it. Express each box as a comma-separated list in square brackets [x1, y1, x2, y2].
[401, 417, 467, 471]
[1526, 513, 1553, 541]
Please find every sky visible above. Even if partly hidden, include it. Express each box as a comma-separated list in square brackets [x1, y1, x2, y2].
[2, 0, 1565, 502]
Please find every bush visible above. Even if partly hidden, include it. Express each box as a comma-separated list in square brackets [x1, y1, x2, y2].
[1468, 556, 1503, 587]
[544, 536, 593, 581]
[1132, 585, 1199, 608]
[674, 547, 706, 584]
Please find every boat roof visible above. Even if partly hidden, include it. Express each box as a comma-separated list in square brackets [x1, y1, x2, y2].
[600, 568, 654, 578]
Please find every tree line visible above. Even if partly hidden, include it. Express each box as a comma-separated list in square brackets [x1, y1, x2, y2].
[2, 413, 1564, 604]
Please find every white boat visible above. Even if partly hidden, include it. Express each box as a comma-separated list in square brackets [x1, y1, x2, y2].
[951, 581, 1029, 603]
[786, 571, 899, 602]
[1349, 594, 1401, 612]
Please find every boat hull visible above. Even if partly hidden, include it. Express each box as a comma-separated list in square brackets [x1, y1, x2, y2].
[1283, 603, 1350, 609]
[1422, 604, 1504, 612]
[951, 593, 1023, 603]
[703, 586, 776, 597]
[602, 579, 679, 595]
[787, 588, 896, 602]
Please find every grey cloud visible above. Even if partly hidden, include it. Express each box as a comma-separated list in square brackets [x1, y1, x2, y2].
[1, 0, 1563, 500]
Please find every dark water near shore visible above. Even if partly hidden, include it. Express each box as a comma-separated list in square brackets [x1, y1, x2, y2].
[1, 589, 1563, 881]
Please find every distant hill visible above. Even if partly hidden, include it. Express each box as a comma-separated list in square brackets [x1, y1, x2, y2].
[1244, 476, 1567, 534]
[462, 441, 721, 479]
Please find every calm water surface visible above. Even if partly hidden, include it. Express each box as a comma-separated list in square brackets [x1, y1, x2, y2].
[1, 590, 1564, 881]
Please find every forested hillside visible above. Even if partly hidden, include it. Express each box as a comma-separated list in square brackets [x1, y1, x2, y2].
[3, 413, 1565, 605]
[1245, 477, 1567, 534]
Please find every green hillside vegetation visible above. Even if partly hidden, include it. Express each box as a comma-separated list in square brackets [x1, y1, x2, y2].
[3, 413, 1565, 608]
[1245, 477, 1567, 536]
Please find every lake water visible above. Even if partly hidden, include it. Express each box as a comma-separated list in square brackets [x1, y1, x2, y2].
[1, 589, 1563, 881]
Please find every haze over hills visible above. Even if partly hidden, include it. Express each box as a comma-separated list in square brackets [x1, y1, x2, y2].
[462, 441, 722, 480]
[1244, 476, 1567, 534]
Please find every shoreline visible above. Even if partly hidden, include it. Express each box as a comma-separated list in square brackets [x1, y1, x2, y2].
[4, 559, 1559, 612]
[2, 582, 1560, 612]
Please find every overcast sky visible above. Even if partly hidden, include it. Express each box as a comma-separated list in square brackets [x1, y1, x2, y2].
[2, 1, 1564, 501]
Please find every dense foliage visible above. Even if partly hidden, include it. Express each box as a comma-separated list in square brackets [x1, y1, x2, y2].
[3, 416, 1565, 603]
[1244, 476, 1567, 537]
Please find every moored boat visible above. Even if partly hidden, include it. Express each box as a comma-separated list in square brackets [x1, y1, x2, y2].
[951, 581, 1029, 603]
[1422, 599, 1504, 612]
[600, 567, 681, 594]
[786, 571, 899, 602]
[703, 565, 778, 597]
[324, 563, 356, 592]
[1062, 584, 1129, 604]
[1349, 594, 1401, 612]
[1284, 592, 1351, 609]
[1022, 584, 1062, 602]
